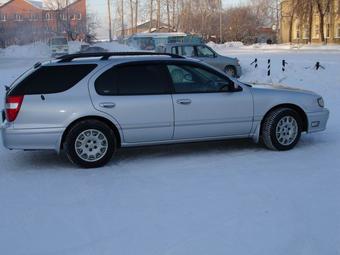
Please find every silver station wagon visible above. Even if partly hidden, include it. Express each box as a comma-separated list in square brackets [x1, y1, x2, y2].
[1, 52, 329, 168]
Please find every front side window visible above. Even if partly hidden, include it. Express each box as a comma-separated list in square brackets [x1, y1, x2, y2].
[167, 64, 232, 93]
[9, 65, 97, 96]
[95, 64, 170, 96]
[196, 46, 215, 58]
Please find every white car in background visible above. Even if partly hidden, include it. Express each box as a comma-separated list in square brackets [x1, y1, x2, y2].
[49, 36, 69, 57]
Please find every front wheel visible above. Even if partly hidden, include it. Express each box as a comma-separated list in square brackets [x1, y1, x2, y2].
[64, 120, 116, 168]
[262, 108, 302, 151]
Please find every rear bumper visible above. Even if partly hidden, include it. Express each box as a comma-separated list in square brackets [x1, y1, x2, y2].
[306, 108, 330, 133]
[1, 121, 64, 152]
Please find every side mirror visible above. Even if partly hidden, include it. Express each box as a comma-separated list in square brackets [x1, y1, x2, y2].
[219, 82, 242, 92]
[231, 82, 243, 92]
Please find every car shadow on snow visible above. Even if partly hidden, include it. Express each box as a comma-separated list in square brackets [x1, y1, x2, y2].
[2, 135, 319, 170]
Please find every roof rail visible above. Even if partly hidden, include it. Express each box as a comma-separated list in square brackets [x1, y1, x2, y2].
[57, 52, 185, 62]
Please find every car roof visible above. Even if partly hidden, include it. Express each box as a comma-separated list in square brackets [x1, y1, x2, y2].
[43, 54, 202, 68]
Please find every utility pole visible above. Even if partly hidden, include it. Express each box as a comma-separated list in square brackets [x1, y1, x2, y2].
[107, 0, 113, 41]
[66, 0, 70, 37]
[219, 0, 223, 43]
[121, 0, 125, 38]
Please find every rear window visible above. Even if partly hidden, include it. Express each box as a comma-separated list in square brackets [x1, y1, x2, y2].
[9, 65, 97, 96]
[95, 64, 170, 96]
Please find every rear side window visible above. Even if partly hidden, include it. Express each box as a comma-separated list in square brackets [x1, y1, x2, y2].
[95, 64, 170, 96]
[9, 64, 97, 96]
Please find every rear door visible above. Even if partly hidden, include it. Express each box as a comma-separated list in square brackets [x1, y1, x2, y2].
[90, 63, 174, 144]
[167, 63, 253, 140]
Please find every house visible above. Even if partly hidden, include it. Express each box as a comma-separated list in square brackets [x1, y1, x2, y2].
[0, 0, 87, 47]
[280, 0, 340, 44]
[117, 20, 176, 37]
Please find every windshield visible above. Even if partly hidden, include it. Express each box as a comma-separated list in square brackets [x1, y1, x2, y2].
[51, 38, 67, 46]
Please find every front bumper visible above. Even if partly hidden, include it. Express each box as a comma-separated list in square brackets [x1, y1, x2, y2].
[306, 108, 330, 133]
[1, 121, 64, 152]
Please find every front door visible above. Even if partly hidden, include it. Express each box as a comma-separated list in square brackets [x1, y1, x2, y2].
[167, 63, 253, 140]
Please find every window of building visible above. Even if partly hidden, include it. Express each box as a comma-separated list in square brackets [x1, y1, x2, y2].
[45, 13, 52, 20]
[15, 13, 23, 21]
[336, 0, 340, 13]
[77, 13, 82, 20]
[336, 24, 340, 38]
[325, 24, 330, 38]
[0, 13, 6, 22]
[60, 13, 67, 21]
[295, 24, 300, 39]
[29, 13, 39, 21]
[303, 26, 309, 39]
[71, 14, 76, 20]
[313, 25, 320, 39]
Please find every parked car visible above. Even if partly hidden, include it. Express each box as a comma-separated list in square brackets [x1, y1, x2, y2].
[79, 46, 108, 53]
[49, 36, 69, 57]
[156, 43, 242, 77]
[1, 52, 329, 168]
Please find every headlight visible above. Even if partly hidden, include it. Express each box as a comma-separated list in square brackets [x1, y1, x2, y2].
[317, 97, 324, 108]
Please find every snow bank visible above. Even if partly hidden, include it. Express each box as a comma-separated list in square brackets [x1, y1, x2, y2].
[0, 41, 136, 59]
[95, 41, 136, 52]
[0, 42, 50, 58]
[208, 42, 340, 51]
[0, 46, 340, 255]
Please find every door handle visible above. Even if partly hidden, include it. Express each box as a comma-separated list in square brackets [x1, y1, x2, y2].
[99, 102, 116, 109]
[177, 99, 192, 105]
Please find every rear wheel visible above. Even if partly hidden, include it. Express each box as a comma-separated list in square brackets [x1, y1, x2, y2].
[64, 120, 116, 168]
[262, 108, 302, 151]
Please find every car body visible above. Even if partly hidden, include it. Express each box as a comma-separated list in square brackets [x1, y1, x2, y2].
[1, 52, 329, 168]
[156, 43, 242, 77]
[49, 36, 69, 57]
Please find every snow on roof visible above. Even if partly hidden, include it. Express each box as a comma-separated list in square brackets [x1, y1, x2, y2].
[26, 0, 43, 8]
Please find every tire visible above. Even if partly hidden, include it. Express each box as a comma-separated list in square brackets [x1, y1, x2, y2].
[64, 120, 116, 168]
[225, 66, 236, 77]
[262, 108, 302, 151]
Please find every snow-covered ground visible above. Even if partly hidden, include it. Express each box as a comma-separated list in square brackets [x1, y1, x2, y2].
[0, 42, 340, 255]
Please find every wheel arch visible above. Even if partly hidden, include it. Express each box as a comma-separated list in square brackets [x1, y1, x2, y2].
[260, 104, 308, 133]
[59, 116, 122, 152]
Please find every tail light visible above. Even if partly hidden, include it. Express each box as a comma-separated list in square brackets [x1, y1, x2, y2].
[5, 95, 24, 122]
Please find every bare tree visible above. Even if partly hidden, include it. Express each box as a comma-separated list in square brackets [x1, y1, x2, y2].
[314, 0, 332, 43]
[107, 0, 113, 41]
[149, 0, 153, 32]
